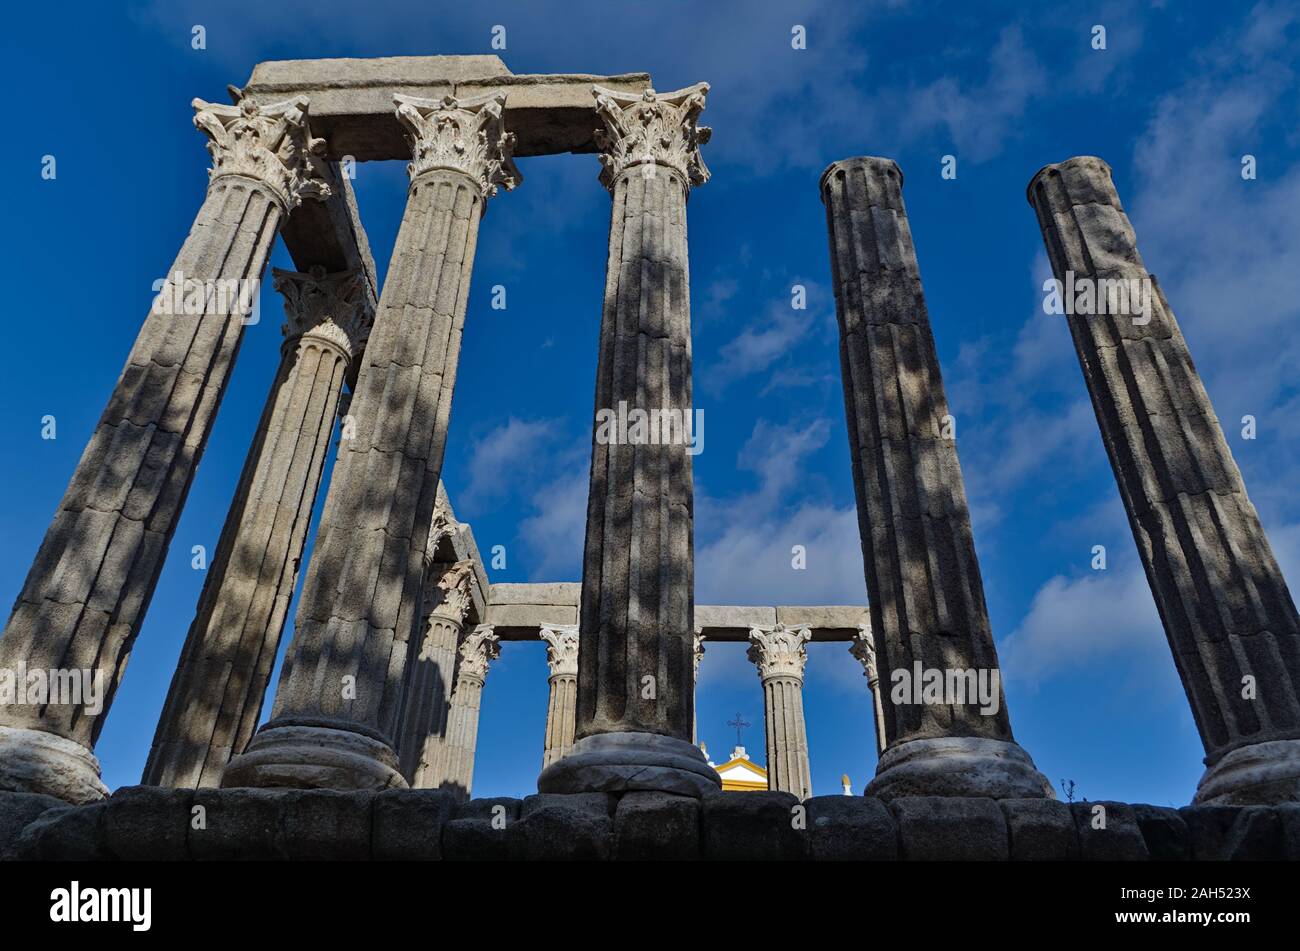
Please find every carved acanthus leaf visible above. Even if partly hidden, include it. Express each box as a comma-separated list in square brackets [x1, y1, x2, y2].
[192, 94, 332, 210]
[457, 625, 500, 684]
[849, 623, 878, 681]
[592, 83, 711, 191]
[272, 266, 372, 359]
[430, 560, 476, 623]
[394, 92, 521, 198]
[747, 624, 811, 681]
[539, 625, 580, 678]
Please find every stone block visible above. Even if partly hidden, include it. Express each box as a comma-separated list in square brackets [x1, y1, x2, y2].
[1001, 798, 1079, 861]
[509, 798, 612, 860]
[5, 803, 110, 861]
[279, 790, 373, 860]
[613, 792, 701, 860]
[1277, 803, 1300, 860]
[892, 797, 1007, 861]
[487, 582, 580, 606]
[1180, 805, 1282, 861]
[103, 785, 194, 861]
[0, 791, 66, 856]
[520, 792, 616, 818]
[440, 797, 521, 860]
[442, 819, 512, 861]
[806, 796, 897, 860]
[1131, 804, 1190, 861]
[189, 788, 286, 861]
[1069, 801, 1148, 861]
[372, 789, 455, 861]
[455, 796, 520, 822]
[702, 791, 807, 861]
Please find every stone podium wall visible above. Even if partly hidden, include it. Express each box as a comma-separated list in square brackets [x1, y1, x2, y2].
[2, 788, 1295, 861]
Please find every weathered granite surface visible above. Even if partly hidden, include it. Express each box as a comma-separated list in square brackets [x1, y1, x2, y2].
[3, 788, 1295, 861]
[1028, 157, 1300, 806]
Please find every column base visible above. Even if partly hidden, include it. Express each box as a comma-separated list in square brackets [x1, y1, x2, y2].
[865, 736, 1055, 801]
[220, 724, 408, 791]
[537, 731, 721, 798]
[0, 725, 109, 804]
[1193, 739, 1300, 805]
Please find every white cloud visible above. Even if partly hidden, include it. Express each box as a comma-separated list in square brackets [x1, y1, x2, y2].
[999, 566, 1165, 687]
[459, 417, 557, 511]
[696, 417, 867, 605]
[517, 470, 589, 581]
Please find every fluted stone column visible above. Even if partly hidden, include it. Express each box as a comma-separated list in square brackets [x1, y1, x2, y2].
[0, 94, 330, 803]
[443, 624, 499, 799]
[1028, 157, 1300, 804]
[540, 625, 579, 769]
[692, 630, 705, 744]
[821, 155, 1052, 800]
[748, 625, 813, 799]
[221, 92, 518, 791]
[143, 267, 369, 788]
[537, 84, 720, 797]
[850, 623, 888, 756]
[398, 555, 474, 787]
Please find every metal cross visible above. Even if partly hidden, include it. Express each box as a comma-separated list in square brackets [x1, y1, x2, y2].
[726, 712, 750, 747]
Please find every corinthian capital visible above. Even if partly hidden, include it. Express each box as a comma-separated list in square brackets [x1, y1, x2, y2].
[747, 624, 811, 682]
[272, 266, 372, 360]
[849, 622, 878, 681]
[430, 560, 476, 623]
[425, 500, 455, 568]
[394, 92, 521, 198]
[458, 625, 500, 684]
[592, 83, 711, 192]
[539, 625, 580, 679]
[192, 94, 331, 210]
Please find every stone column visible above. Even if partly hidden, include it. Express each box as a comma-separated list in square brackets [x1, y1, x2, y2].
[1028, 157, 1300, 804]
[850, 623, 888, 756]
[692, 630, 705, 744]
[540, 625, 579, 769]
[443, 624, 500, 799]
[0, 94, 330, 803]
[820, 156, 1052, 800]
[142, 266, 369, 788]
[537, 84, 719, 798]
[747, 624, 813, 799]
[221, 92, 518, 791]
[398, 554, 474, 788]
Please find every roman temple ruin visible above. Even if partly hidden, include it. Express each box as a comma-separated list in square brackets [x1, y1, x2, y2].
[0, 56, 1297, 861]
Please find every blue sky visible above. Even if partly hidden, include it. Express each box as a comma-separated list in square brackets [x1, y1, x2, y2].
[3, 0, 1299, 805]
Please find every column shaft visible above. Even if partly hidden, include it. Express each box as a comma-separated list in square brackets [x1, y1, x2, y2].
[540, 625, 579, 769]
[398, 557, 473, 787]
[821, 156, 1051, 800]
[748, 625, 813, 799]
[220, 93, 518, 791]
[762, 678, 812, 799]
[538, 84, 719, 798]
[442, 625, 498, 799]
[0, 95, 330, 803]
[1028, 156, 1300, 804]
[144, 268, 368, 788]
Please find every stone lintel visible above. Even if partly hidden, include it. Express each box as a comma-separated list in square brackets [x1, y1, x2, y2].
[481, 589, 866, 642]
[241, 57, 653, 160]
